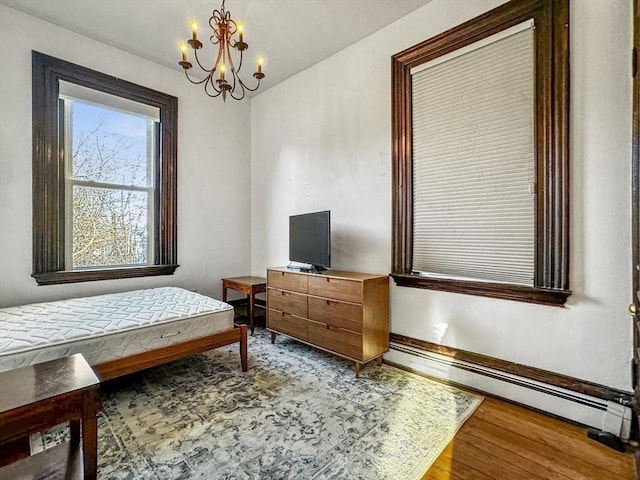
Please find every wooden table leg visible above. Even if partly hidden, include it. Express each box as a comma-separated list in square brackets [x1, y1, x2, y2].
[82, 391, 98, 480]
[0, 436, 30, 467]
[222, 284, 228, 303]
[248, 292, 255, 335]
[354, 362, 360, 378]
[69, 419, 81, 446]
[377, 356, 383, 367]
[239, 324, 248, 372]
[270, 331, 276, 344]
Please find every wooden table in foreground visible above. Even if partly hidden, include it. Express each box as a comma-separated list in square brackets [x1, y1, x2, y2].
[0, 354, 100, 480]
[222, 276, 267, 335]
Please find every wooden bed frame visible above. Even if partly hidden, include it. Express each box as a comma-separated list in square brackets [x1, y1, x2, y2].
[92, 323, 248, 381]
[0, 307, 248, 466]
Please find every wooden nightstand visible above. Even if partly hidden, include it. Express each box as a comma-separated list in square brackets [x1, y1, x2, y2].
[0, 354, 100, 480]
[222, 276, 267, 335]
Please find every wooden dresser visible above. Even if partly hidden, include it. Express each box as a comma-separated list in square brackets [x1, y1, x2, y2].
[266, 267, 389, 377]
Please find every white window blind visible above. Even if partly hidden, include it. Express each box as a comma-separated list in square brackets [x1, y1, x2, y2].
[411, 20, 535, 285]
[59, 80, 160, 121]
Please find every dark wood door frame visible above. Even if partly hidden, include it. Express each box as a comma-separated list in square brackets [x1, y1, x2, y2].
[632, 0, 640, 467]
[633, 0, 640, 314]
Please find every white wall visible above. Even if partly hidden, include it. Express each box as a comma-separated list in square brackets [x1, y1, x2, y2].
[0, 5, 252, 307]
[251, 0, 634, 391]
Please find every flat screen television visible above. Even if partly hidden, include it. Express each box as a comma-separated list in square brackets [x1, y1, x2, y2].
[289, 210, 331, 272]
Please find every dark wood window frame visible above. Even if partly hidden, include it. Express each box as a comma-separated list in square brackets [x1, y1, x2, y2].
[391, 0, 571, 306]
[32, 51, 178, 285]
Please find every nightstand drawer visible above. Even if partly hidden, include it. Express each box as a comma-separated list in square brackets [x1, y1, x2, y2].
[268, 270, 308, 293]
[308, 320, 362, 359]
[268, 309, 308, 341]
[308, 276, 361, 303]
[268, 289, 307, 318]
[308, 297, 362, 333]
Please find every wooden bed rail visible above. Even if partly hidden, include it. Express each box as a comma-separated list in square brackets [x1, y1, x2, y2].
[93, 324, 248, 381]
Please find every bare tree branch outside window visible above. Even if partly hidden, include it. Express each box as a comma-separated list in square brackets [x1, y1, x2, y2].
[68, 101, 153, 268]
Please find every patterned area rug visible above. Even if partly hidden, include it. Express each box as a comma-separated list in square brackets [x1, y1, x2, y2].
[33, 329, 482, 479]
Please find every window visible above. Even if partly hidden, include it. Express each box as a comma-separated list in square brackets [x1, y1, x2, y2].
[32, 52, 178, 285]
[391, 0, 570, 306]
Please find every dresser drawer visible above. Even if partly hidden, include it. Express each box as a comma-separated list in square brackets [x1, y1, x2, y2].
[268, 309, 308, 341]
[268, 288, 307, 318]
[268, 270, 308, 293]
[308, 276, 362, 303]
[308, 297, 362, 333]
[308, 320, 362, 359]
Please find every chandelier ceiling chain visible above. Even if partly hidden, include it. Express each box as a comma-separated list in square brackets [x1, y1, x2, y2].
[178, 0, 265, 101]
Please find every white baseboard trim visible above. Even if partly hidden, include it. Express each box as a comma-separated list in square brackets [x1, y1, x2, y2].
[386, 342, 632, 440]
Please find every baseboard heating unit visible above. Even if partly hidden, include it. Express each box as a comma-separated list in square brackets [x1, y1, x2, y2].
[385, 342, 633, 440]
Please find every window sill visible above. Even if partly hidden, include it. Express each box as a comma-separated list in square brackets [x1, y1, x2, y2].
[32, 265, 179, 286]
[390, 273, 571, 307]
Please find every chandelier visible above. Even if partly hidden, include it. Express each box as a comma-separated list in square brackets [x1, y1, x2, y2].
[178, 0, 265, 101]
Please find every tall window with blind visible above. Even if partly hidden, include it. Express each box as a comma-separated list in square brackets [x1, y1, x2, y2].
[391, 0, 570, 306]
[412, 22, 535, 285]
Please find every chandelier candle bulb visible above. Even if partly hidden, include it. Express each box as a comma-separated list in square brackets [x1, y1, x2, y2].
[238, 23, 244, 43]
[190, 19, 198, 40]
[257, 56, 263, 74]
[179, 41, 187, 62]
[178, 41, 192, 69]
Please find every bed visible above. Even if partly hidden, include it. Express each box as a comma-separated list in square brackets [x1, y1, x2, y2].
[0, 287, 247, 380]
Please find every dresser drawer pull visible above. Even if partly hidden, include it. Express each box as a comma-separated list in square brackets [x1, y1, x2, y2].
[326, 324, 339, 331]
[326, 278, 339, 284]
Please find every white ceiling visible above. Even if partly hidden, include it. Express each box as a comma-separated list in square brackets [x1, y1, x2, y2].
[0, 0, 430, 94]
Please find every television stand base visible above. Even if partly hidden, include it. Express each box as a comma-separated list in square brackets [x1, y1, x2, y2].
[299, 267, 326, 274]
[286, 263, 327, 274]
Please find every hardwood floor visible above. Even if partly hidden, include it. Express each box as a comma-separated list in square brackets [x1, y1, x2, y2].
[423, 396, 636, 480]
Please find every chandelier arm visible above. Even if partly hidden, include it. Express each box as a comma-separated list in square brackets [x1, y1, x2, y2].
[184, 69, 212, 85]
[239, 83, 261, 92]
[204, 75, 223, 98]
[210, 7, 223, 32]
[209, 15, 222, 47]
[229, 65, 246, 100]
[235, 74, 262, 92]
[229, 89, 247, 101]
[229, 67, 239, 93]
[228, 18, 238, 46]
[233, 47, 244, 75]
[232, 47, 261, 92]
[223, 41, 243, 99]
[193, 48, 215, 73]
[204, 89, 223, 98]
[210, 74, 222, 94]
[229, 79, 248, 100]
[225, 41, 238, 74]
[212, 44, 224, 74]
[228, 72, 244, 100]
